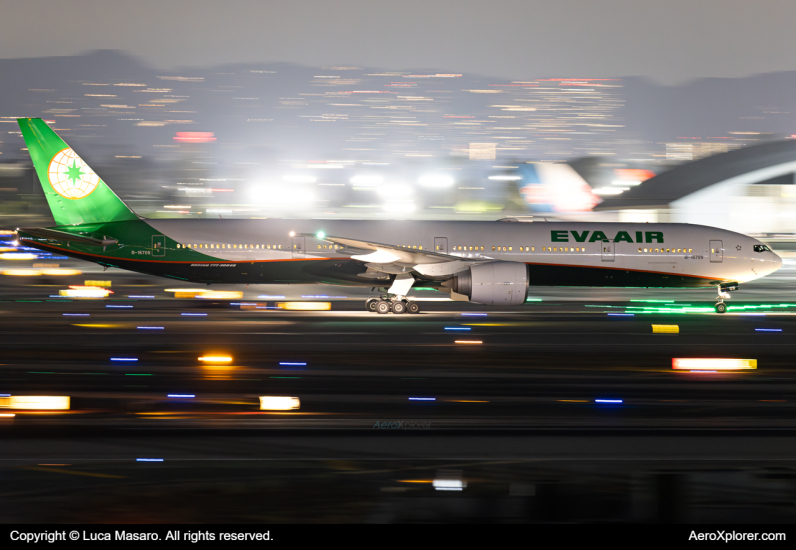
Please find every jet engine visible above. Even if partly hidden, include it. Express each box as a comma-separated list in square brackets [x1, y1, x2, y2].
[442, 262, 528, 305]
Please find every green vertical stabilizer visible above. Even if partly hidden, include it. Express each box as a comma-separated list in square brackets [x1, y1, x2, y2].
[17, 118, 138, 226]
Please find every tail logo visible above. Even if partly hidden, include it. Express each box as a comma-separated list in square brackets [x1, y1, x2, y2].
[47, 148, 100, 199]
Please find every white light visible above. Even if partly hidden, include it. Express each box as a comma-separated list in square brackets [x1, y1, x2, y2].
[612, 180, 641, 186]
[377, 184, 413, 200]
[488, 175, 522, 181]
[593, 187, 627, 195]
[382, 201, 416, 213]
[259, 396, 300, 410]
[433, 479, 466, 491]
[350, 175, 384, 186]
[250, 184, 315, 211]
[351, 250, 401, 263]
[283, 174, 317, 183]
[418, 174, 454, 188]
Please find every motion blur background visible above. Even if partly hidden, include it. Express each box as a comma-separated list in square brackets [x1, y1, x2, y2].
[5, 0, 796, 524]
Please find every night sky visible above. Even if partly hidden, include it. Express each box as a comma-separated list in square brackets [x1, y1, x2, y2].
[4, 0, 796, 83]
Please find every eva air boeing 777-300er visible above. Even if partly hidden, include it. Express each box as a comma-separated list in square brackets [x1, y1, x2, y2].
[14, 118, 782, 314]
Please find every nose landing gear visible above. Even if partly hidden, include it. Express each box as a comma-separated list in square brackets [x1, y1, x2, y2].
[714, 282, 739, 314]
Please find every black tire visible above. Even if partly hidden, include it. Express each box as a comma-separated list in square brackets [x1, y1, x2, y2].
[407, 301, 421, 314]
[366, 298, 378, 312]
[376, 301, 392, 314]
[392, 301, 406, 314]
[715, 302, 727, 314]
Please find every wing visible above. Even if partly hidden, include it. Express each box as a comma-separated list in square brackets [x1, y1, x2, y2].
[300, 233, 479, 277]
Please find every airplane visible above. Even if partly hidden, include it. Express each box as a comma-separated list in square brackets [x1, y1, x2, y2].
[14, 118, 782, 314]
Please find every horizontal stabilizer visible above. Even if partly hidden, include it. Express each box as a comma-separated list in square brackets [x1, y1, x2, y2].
[18, 227, 118, 247]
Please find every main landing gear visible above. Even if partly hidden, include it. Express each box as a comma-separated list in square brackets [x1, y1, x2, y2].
[365, 296, 421, 315]
[714, 282, 738, 314]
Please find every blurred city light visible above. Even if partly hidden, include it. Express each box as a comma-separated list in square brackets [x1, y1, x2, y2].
[259, 396, 300, 410]
[0, 396, 70, 410]
[672, 358, 757, 371]
[277, 302, 331, 311]
[418, 174, 454, 188]
[198, 355, 233, 363]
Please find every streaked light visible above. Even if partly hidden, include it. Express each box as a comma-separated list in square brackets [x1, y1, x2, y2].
[111, 358, 138, 362]
[198, 291, 243, 300]
[0, 253, 37, 260]
[652, 324, 679, 333]
[164, 288, 206, 293]
[608, 313, 634, 316]
[259, 396, 300, 410]
[181, 313, 207, 316]
[455, 340, 482, 344]
[137, 326, 164, 330]
[63, 313, 89, 316]
[594, 399, 623, 404]
[350, 175, 384, 186]
[3, 269, 42, 276]
[444, 327, 471, 331]
[40, 269, 82, 276]
[433, 479, 466, 491]
[136, 458, 164, 462]
[106, 305, 133, 308]
[0, 414, 15, 418]
[461, 313, 487, 316]
[418, 174, 454, 188]
[259, 295, 286, 299]
[755, 328, 782, 332]
[409, 397, 436, 401]
[488, 175, 521, 181]
[128, 295, 155, 298]
[198, 356, 232, 363]
[167, 394, 195, 398]
[672, 358, 757, 371]
[279, 362, 307, 366]
[283, 174, 317, 183]
[593, 187, 626, 195]
[277, 302, 331, 311]
[59, 288, 111, 298]
[0, 396, 70, 410]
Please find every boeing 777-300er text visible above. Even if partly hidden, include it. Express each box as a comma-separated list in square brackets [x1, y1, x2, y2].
[13, 118, 782, 314]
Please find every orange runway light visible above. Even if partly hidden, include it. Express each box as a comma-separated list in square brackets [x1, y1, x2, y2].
[0, 396, 70, 410]
[672, 358, 757, 371]
[198, 355, 233, 363]
[259, 396, 300, 410]
[277, 302, 331, 311]
[455, 340, 482, 345]
[198, 291, 243, 300]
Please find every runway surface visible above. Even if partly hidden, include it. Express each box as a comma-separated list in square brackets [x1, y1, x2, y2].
[2, 254, 796, 522]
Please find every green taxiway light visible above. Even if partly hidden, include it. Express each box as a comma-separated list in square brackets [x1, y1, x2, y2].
[124, 373, 152, 376]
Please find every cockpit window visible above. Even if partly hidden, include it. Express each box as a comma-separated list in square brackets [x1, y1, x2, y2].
[754, 244, 771, 253]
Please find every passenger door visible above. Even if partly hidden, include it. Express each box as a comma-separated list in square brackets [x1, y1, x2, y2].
[292, 236, 305, 258]
[601, 240, 615, 262]
[152, 235, 165, 257]
[710, 240, 723, 263]
[434, 237, 448, 254]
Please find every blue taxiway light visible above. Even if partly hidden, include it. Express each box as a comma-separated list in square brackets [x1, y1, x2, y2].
[137, 326, 164, 330]
[181, 313, 207, 316]
[128, 295, 155, 298]
[409, 397, 436, 401]
[136, 458, 164, 462]
[461, 313, 487, 316]
[595, 399, 623, 404]
[280, 362, 307, 366]
[444, 327, 471, 331]
[755, 328, 782, 332]
[63, 313, 89, 316]
[167, 394, 195, 398]
[106, 305, 133, 308]
[0, 394, 10, 397]
[111, 358, 138, 362]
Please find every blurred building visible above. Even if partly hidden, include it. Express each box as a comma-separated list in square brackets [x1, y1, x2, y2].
[595, 139, 796, 234]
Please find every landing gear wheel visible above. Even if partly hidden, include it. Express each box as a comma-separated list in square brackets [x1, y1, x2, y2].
[366, 298, 378, 312]
[407, 301, 421, 314]
[376, 301, 392, 314]
[392, 301, 407, 315]
[715, 302, 727, 314]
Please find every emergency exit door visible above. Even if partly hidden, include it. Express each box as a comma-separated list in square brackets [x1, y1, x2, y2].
[710, 240, 723, 262]
[601, 240, 615, 262]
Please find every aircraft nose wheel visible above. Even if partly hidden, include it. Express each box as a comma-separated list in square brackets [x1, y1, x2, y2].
[376, 300, 392, 314]
[715, 302, 727, 314]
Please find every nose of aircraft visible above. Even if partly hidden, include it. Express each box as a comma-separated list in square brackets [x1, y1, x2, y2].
[772, 251, 783, 273]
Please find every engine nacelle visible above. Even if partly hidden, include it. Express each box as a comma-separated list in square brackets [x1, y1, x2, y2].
[443, 262, 528, 305]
